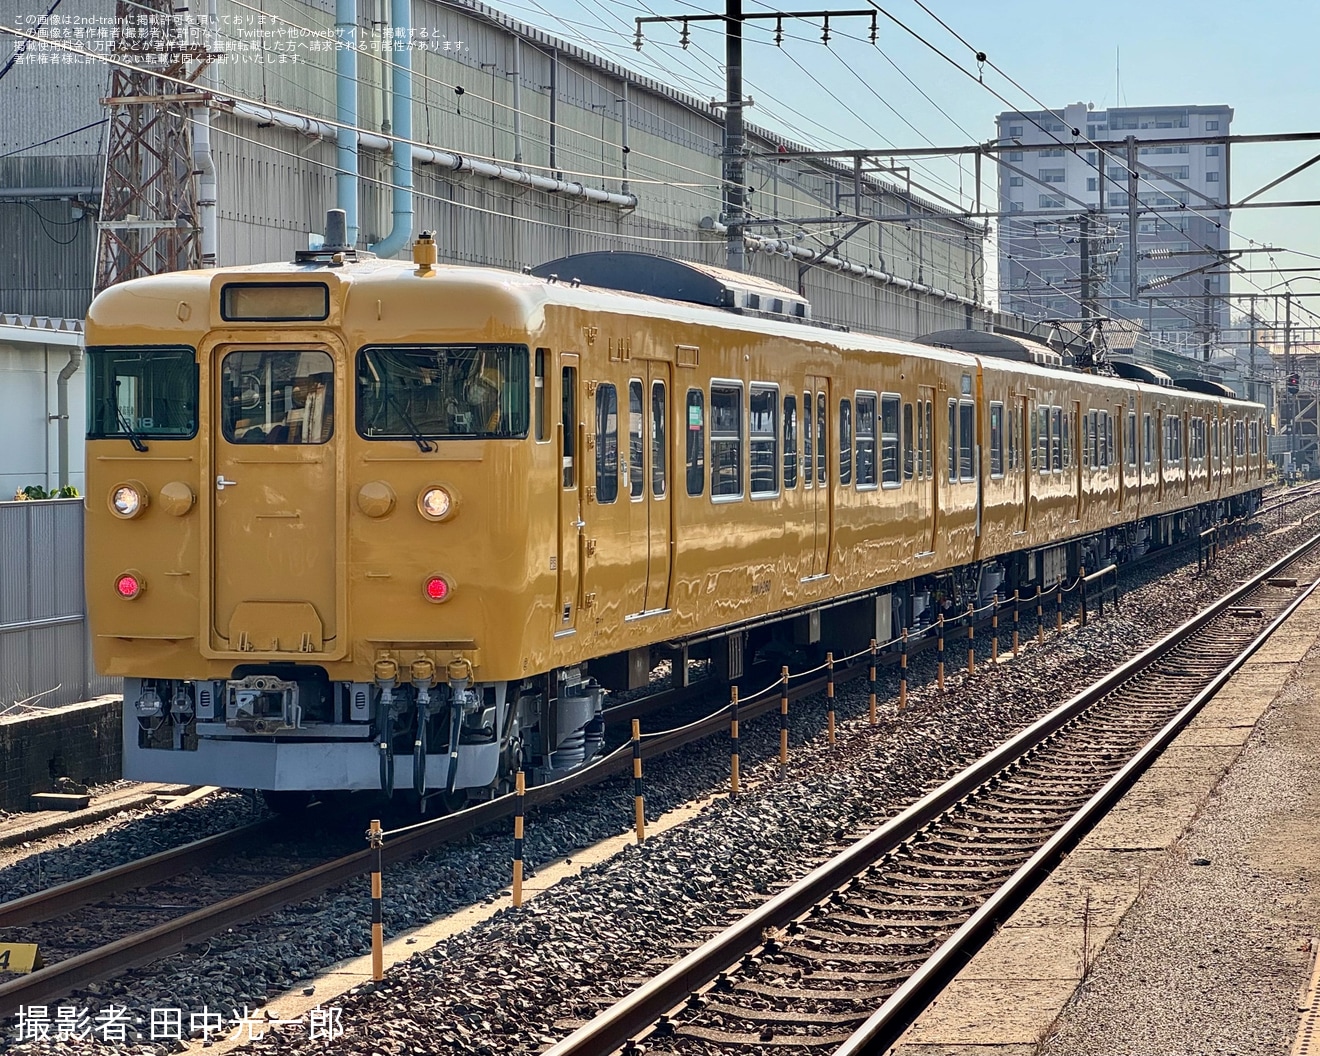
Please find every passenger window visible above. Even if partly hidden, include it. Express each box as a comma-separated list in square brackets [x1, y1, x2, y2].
[854, 393, 876, 488]
[1143, 413, 1153, 465]
[1036, 406, 1049, 473]
[1127, 412, 1137, 467]
[685, 388, 705, 497]
[902, 402, 914, 480]
[924, 400, 933, 479]
[1062, 410, 1072, 470]
[562, 366, 577, 488]
[880, 394, 900, 486]
[1050, 407, 1062, 471]
[839, 398, 853, 486]
[815, 392, 827, 486]
[783, 395, 798, 490]
[595, 383, 619, 504]
[802, 391, 813, 489]
[989, 402, 1004, 478]
[948, 399, 958, 481]
[750, 384, 778, 497]
[651, 381, 666, 498]
[711, 382, 743, 499]
[628, 380, 644, 500]
[959, 401, 975, 481]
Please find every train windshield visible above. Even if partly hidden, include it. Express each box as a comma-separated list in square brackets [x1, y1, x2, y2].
[86, 346, 198, 439]
[356, 344, 530, 440]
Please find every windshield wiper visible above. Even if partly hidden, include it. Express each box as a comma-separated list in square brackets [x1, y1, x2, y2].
[108, 394, 149, 452]
[388, 393, 436, 452]
[365, 353, 435, 452]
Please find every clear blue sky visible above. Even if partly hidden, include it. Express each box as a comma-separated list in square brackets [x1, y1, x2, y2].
[497, 0, 1320, 318]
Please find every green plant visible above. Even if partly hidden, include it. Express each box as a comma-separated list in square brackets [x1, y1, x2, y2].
[12, 485, 80, 501]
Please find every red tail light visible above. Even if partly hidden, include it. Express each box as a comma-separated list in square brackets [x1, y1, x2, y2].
[116, 573, 143, 599]
[423, 575, 451, 602]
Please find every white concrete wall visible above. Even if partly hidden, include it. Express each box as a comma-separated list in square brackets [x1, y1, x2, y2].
[0, 335, 86, 499]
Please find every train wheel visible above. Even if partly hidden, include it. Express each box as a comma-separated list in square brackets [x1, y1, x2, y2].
[262, 790, 314, 813]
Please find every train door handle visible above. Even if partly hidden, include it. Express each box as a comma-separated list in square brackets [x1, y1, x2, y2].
[216, 475, 238, 490]
[572, 518, 586, 529]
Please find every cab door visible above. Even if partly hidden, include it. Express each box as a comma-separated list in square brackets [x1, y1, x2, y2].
[644, 363, 672, 612]
[805, 376, 831, 577]
[920, 385, 938, 553]
[207, 342, 344, 658]
[623, 369, 671, 615]
[556, 355, 582, 634]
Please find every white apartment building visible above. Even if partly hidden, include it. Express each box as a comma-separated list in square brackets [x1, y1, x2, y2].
[996, 103, 1231, 356]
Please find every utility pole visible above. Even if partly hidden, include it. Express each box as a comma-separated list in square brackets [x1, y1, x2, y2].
[1079, 211, 1091, 327]
[724, 0, 745, 272]
[1286, 290, 1295, 465]
[635, 6, 877, 273]
[1248, 293, 1257, 404]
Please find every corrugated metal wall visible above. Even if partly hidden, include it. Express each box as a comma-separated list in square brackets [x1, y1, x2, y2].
[3, 0, 987, 335]
[0, 499, 117, 712]
[0, 0, 107, 320]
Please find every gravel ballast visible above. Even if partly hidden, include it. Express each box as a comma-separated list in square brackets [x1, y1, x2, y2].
[5, 502, 1320, 1055]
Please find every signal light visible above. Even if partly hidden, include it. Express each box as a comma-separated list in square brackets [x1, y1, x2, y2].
[423, 575, 451, 603]
[115, 573, 143, 599]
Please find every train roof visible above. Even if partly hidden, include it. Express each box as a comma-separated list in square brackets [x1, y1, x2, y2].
[85, 252, 1265, 414]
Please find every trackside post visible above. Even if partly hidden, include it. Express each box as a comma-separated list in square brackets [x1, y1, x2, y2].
[513, 771, 526, 904]
[632, 718, 645, 843]
[368, 819, 384, 980]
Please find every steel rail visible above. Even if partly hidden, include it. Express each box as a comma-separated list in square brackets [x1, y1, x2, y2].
[541, 527, 1320, 1056]
[0, 820, 277, 929]
[834, 566, 1320, 1055]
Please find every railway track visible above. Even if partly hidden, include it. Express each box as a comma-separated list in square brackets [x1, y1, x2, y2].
[0, 506, 1306, 1022]
[542, 531, 1320, 1056]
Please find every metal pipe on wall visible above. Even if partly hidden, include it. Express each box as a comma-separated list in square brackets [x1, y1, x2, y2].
[191, 0, 218, 266]
[221, 101, 638, 208]
[512, 37, 523, 166]
[370, 0, 415, 257]
[335, 0, 360, 247]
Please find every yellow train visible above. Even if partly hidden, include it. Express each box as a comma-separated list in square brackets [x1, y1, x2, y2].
[84, 217, 1266, 808]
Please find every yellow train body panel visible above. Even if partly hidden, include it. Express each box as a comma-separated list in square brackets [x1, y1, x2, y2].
[84, 250, 1267, 797]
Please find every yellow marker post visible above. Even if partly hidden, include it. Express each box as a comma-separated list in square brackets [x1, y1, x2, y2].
[826, 652, 836, 745]
[868, 639, 878, 726]
[513, 770, 526, 905]
[991, 599, 999, 662]
[631, 718, 645, 843]
[899, 628, 909, 710]
[966, 603, 976, 676]
[1012, 589, 1021, 657]
[367, 819, 384, 981]
[779, 666, 790, 772]
[937, 614, 945, 692]
[729, 686, 740, 796]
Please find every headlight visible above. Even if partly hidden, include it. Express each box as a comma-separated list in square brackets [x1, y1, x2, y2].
[109, 481, 147, 518]
[418, 485, 454, 521]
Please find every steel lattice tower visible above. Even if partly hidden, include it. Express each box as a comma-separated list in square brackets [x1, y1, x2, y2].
[94, 0, 209, 293]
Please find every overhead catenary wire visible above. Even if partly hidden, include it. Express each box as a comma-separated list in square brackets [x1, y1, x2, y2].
[894, 0, 1314, 332]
